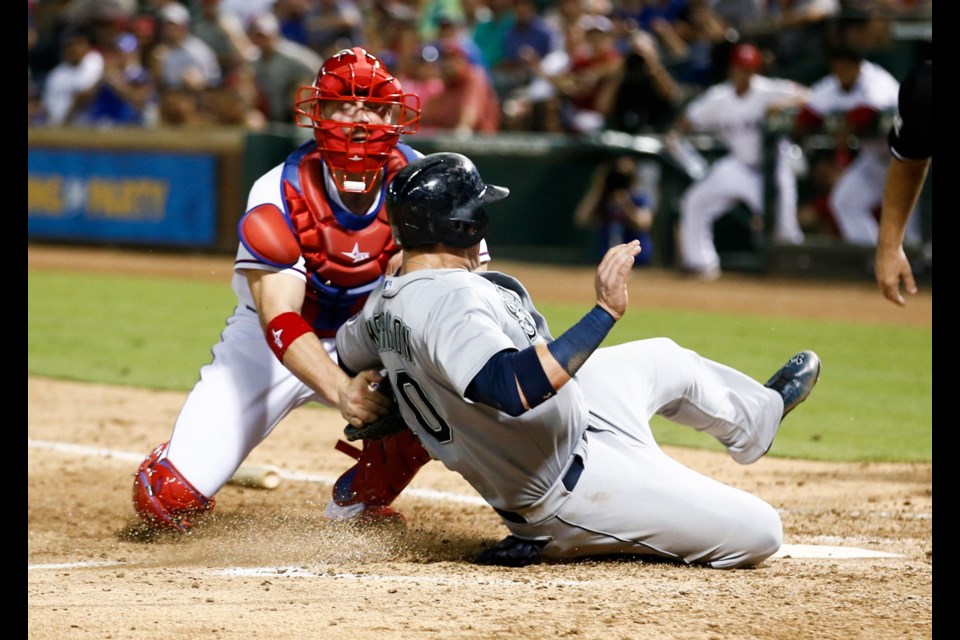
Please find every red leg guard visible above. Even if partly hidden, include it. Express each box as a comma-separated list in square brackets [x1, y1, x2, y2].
[332, 430, 431, 507]
[132, 442, 216, 531]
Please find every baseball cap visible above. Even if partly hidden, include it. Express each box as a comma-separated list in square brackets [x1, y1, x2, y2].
[159, 3, 190, 26]
[117, 32, 138, 52]
[60, 25, 93, 46]
[248, 13, 280, 37]
[129, 15, 156, 38]
[578, 14, 613, 34]
[437, 12, 463, 27]
[729, 43, 762, 71]
[439, 42, 468, 60]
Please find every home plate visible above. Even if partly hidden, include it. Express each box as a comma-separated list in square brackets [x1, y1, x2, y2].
[773, 544, 903, 559]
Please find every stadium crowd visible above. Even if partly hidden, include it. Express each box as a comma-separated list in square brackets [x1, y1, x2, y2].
[28, 0, 931, 246]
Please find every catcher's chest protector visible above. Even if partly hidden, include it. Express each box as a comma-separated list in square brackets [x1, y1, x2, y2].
[281, 143, 410, 336]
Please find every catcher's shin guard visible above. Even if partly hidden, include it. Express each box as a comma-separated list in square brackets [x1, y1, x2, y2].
[132, 442, 216, 532]
[329, 430, 430, 515]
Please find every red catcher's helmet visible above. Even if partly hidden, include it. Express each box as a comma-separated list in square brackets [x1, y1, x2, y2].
[295, 47, 421, 194]
[729, 43, 762, 71]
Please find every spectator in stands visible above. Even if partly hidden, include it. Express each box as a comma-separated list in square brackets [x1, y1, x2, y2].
[247, 12, 321, 125]
[708, 0, 769, 36]
[417, 0, 468, 41]
[153, 2, 222, 93]
[129, 13, 159, 61]
[542, 0, 585, 41]
[275, 0, 312, 48]
[669, 0, 731, 89]
[420, 42, 501, 135]
[152, 3, 222, 126]
[472, 0, 517, 71]
[605, 27, 684, 134]
[549, 14, 624, 134]
[493, 0, 558, 102]
[573, 153, 655, 266]
[28, 0, 76, 90]
[389, 22, 445, 107]
[503, 16, 585, 132]
[636, 0, 690, 31]
[218, 0, 278, 28]
[40, 26, 104, 126]
[29, 72, 46, 126]
[431, 13, 486, 68]
[631, 0, 693, 65]
[764, 0, 841, 85]
[299, 0, 365, 59]
[207, 61, 269, 129]
[192, 0, 256, 77]
[359, 0, 417, 63]
[85, 31, 159, 127]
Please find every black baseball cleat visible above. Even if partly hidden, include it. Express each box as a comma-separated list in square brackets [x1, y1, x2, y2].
[475, 535, 549, 567]
[765, 350, 821, 420]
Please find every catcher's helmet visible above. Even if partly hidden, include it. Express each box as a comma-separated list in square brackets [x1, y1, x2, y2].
[387, 152, 510, 249]
[294, 47, 421, 193]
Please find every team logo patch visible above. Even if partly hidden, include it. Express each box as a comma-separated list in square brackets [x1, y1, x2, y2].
[497, 287, 537, 342]
[341, 242, 370, 263]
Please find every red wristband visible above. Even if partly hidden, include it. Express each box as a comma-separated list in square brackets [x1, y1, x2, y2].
[265, 312, 313, 361]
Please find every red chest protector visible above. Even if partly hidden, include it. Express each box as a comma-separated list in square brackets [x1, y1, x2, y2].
[281, 141, 416, 336]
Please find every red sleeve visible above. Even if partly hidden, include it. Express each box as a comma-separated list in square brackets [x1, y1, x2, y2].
[845, 105, 879, 133]
[794, 105, 824, 134]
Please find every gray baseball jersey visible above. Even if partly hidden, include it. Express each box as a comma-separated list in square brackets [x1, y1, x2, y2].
[337, 267, 789, 568]
[337, 268, 586, 510]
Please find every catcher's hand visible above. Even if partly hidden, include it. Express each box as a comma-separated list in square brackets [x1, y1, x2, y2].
[342, 378, 408, 441]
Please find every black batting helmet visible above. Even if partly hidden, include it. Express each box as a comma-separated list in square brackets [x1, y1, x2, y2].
[386, 152, 510, 249]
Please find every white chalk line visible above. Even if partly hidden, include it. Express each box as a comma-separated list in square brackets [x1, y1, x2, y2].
[25, 541, 903, 576]
[27, 439, 487, 506]
[218, 566, 593, 586]
[771, 544, 901, 559]
[28, 439, 913, 568]
[27, 560, 592, 585]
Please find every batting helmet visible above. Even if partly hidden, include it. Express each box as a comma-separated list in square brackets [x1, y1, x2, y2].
[387, 152, 510, 249]
[294, 47, 421, 193]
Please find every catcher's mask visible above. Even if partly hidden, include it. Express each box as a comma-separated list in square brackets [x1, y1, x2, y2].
[294, 47, 421, 194]
[386, 152, 510, 249]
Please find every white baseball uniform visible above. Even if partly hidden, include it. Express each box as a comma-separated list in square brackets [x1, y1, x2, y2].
[804, 59, 921, 246]
[678, 74, 809, 274]
[336, 268, 786, 569]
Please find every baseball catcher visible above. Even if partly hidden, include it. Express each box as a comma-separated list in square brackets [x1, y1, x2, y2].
[132, 47, 489, 532]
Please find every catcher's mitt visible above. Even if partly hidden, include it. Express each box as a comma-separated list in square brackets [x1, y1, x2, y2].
[343, 378, 408, 441]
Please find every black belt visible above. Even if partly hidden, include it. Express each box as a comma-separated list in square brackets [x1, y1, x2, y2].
[494, 455, 584, 524]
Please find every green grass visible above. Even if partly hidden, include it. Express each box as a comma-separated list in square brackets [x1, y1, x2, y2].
[28, 270, 932, 464]
[539, 305, 931, 464]
[28, 270, 237, 391]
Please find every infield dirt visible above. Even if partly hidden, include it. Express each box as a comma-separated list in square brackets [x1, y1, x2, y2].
[28, 244, 932, 640]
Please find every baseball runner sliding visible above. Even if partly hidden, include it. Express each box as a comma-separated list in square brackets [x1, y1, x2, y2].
[336, 152, 822, 569]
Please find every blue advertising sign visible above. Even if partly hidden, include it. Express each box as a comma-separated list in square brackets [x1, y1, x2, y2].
[28, 149, 217, 247]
